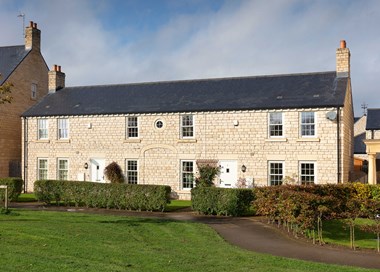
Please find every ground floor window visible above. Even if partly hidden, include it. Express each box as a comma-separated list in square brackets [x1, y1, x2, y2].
[38, 158, 48, 180]
[126, 160, 138, 184]
[299, 162, 316, 184]
[58, 158, 69, 180]
[181, 160, 195, 189]
[268, 161, 284, 186]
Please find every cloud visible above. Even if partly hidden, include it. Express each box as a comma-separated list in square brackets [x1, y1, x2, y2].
[0, 0, 379, 115]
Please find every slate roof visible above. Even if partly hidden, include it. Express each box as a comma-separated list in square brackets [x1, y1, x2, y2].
[0, 45, 30, 84]
[366, 109, 380, 130]
[22, 71, 348, 117]
[354, 133, 367, 154]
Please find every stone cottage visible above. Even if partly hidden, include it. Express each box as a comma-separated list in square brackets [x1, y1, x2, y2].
[21, 41, 354, 199]
[0, 21, 48, 177]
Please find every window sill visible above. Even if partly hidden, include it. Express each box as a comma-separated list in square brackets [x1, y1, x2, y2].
[56, 139, 71, 143]
[296, 138, 320, 142]
[35, 139, 50, 143]
[124, 139, 141, 143]
[265, 138, 288, 142]
[177, 139, 197, 143]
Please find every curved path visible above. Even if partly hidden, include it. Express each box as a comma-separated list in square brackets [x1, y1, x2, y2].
[10, 203, 380, 270]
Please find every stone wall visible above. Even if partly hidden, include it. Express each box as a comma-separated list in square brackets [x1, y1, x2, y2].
[23, 105, 353, 198]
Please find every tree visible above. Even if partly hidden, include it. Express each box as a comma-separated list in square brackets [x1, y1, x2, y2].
[195, 164, 219, 187]
[104, 162, 124, 183]
[0, 77, 13, 104]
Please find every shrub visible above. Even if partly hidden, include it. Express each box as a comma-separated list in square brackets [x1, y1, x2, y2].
[34, 180, 171, 211]
[191, 187, 254, 216]
[104, 162, 125, 183]
[195, 164, 220, 187]
[0, 177, 23, 202]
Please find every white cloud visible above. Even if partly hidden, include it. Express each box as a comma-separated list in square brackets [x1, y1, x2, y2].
[0, 0, 379, 115]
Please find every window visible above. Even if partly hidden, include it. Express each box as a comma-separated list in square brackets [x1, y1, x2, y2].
[300, 162, 316, 184]
[127, 117, 138, 138]
[181, 161, 195, 189]
[38, 158, 48, 180]
[37, 119, 48, 139]
[58, 119, 69, 139]
[181, 115, 194, 138]
[155, 120, 163, 129]
[58, 159, 69, 180]
[269, 161, 284, 186]
[31, 83, 37, 99]
[269, 112, 283, 137]
[126, 160, 138, 184]
[300, 112, 315, 137]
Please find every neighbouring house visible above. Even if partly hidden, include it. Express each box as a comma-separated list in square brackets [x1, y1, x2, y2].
[21, 40, 354, 199]
[363, 109, 380, 184]
[0, 21, 48, 177]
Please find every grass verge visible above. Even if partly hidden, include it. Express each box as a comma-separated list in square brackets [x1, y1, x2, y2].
[0, 210, 376, 272]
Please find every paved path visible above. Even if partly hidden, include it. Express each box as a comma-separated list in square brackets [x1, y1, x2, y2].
[10, 203, 380, 270]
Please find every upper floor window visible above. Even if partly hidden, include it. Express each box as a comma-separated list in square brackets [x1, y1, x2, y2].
[127, 117, 139, 138]
[37, 119, 48, 139]
[58, 158, 69, 180]
[268, 161, 284, 186]
[181, 160, 195, 189]
[269, 112, 283, 137]
[38, 158, 48, 180]
[181, 115, 194, 138]
[126, 160, 138, 184]
[300, 112, 315, 137]
[31, 83, 37, 100]
[299, 162, 316, 185]
[58, 118, 69, 139]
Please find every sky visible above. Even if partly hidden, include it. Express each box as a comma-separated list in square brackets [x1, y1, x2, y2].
[0, 0, 379, 116]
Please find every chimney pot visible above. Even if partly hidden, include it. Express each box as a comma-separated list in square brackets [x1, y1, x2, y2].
[34, 23, 37, 29]
[340, 40, 346, 49]
[58, 66, 61, 72]
[53, 64, 58, 71]
[29, 21, 33, 28]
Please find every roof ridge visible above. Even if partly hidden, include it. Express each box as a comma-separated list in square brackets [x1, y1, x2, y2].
[64, 70, 336, 89]
[0, 44, 25, 49]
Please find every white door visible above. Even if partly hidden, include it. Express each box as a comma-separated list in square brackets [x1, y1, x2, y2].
[219, 160, 238, 188]
[90, 158, 106, 183]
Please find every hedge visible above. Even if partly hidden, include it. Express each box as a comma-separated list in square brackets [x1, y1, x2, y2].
[191, 187, 255, 216]
[0, 177, 23, 202]
[34, 180, 171, 212]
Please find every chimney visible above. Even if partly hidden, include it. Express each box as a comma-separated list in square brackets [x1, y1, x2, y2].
[48, 65, 66, 93]
[336, 40, 350, 77]
[25, 21, 41, 51]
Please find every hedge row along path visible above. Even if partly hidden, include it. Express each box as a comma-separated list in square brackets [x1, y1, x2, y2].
[11, 202, 380, 270]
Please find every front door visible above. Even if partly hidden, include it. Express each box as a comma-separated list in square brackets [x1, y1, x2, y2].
[90, 158, 105, 183]
[219, 160, 237, 188]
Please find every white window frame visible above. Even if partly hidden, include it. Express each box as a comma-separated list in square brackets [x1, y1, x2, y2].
[37, 119, 48, 140]
[127, 116, 139, 138]
[268, 112, 283, 137]
[300, 112, 316, 137]
[268, 161, 284, 186]
[126, 160, 138, 184]
[57, 158, 69, 180]
[37, 158, 48, 180]
[299, 161, 316, 185]
[181, 115, 194, 138]
[58, 118, 69, 139]
[181, 160, 195, 190]
[31, 83, 37, 100]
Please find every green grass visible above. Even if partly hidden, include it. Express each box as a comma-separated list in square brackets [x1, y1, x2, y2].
[323, 218, 379, 249]
[165, 200, 191, 212]
[0, 210, 376, 272]
[16, 193, 37, 202]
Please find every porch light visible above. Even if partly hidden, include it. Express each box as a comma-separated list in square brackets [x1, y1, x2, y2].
[241, 165, 246, 172]
[84, 163, 88, 169]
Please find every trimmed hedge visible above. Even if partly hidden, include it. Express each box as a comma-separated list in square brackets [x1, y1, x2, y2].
[0, 177, 23, 202]
[34, 180, 171, 212]
[191, 187, 255, 216]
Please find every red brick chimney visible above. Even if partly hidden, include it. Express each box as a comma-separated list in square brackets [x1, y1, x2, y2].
[336, 40, 350, 77]
[25, 21, 41, 51]
[48, 65, 65, 93]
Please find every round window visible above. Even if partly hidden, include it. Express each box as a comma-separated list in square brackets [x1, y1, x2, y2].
[155, 120, 164, 129]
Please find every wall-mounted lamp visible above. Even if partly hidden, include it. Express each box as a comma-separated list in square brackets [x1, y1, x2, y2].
[84, 163, 88, 169]
[241, 165, 247, 172]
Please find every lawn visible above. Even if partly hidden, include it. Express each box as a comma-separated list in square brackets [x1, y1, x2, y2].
[0, 210, 376, 272]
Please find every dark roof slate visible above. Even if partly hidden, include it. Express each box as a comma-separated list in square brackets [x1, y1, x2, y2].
[0, 45, 30, 84]
[22, 71, 348, 117]
[366, 109, 380, 130]
[354, 132, 367, 154]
